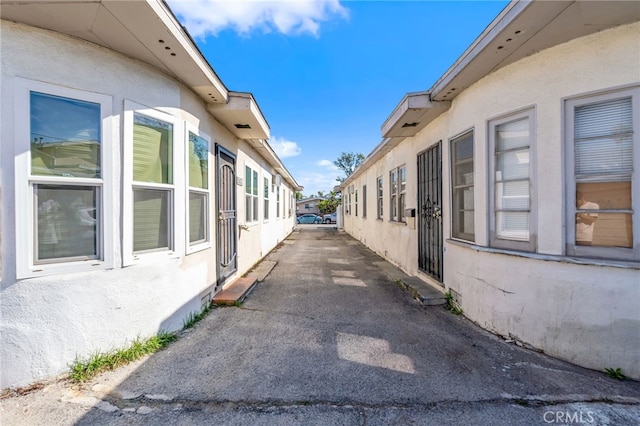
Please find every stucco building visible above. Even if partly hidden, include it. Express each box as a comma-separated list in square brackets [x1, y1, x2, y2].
[341, 0, 640, 379]
[1, 0, 300, 388]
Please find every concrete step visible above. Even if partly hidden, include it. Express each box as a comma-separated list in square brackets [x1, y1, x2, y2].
[212, 277, 258, 306]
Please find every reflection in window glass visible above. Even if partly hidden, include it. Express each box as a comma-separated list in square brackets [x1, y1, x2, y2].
[133, 113, 173, 184]
[188, 132, 208, 189]
[30, 92, 101, 178]
[451, 132, 474, 241]
[35, 185, 97, 262]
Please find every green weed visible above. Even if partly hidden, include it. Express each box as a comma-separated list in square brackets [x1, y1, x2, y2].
[604, 367, 626, 381]
[444, 291, 463, 315]
[69, 331, 176, 383]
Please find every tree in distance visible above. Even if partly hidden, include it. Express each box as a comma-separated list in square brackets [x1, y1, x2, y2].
[334, 152, 365, 183]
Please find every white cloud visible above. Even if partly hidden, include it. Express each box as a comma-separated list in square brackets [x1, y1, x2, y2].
[269, 136, 302, 158]
[295, 170, 340, 196]
[317, 159, 339, 170]
[167, 0, 349, 38]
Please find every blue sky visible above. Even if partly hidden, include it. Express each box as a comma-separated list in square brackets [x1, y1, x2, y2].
[167, 0, 509, 196]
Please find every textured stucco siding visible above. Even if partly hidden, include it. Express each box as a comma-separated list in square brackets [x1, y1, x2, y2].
[343, 21, 640, 379]
[0, 22, 295, 388]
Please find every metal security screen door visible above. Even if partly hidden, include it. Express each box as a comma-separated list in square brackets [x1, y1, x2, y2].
[216, 145, 237, 289]
[417, 143, 443, 282]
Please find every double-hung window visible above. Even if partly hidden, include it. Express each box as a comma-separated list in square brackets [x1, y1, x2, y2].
[355, 188, 359, 217]
[565, 87, 639, 261]
[264, 177, 270, 221]
[450, 131, 475, 242]
[489, 109, 536, 251]
[187, 128, 210, 252]
[245, 166, 259, 223]
[276, 187, 281, 218]
[16, 79, 113, 277]
[130, 110, 178, 256]
[377, 177, 383, 219]
[389, 166, 406, 222]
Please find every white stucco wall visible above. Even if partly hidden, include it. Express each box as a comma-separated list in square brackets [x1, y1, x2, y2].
[343, 22, 640, 378]
[0, 22, 294, 388]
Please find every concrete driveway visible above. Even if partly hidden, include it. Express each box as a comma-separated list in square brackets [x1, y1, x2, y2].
[2, 227, 639, 425]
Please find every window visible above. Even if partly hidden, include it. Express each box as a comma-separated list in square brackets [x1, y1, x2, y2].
[15, 78, 114, 277]
[289, 193, 294, 218]
[399, 166, 406, 222]
[389, 166, 406, 222]
[187, 129, 210, 251]
[276, 186, 281, 218]
[451, 131, 475, 242]
[245, 166, 259, 223]
[132, 112, 175, 253]
[355, 188, 358, 217]
[362, 185, 367, 218]
[377, 177, 383, 219]
[489, 109, 536, 251]
[264, 177, 270, 220]
[565, 87, 639, 260]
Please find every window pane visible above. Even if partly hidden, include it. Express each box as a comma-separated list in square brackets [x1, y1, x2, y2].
[133, 113, 173, 184]
[496, 118, 529, 151]
[496, 180, 530, 210]
[35, 185, 97, 261]
[496, 150, 529, 181]
[246, 195, 252, 222]
[133, 188, 169, 252]
[454, 133, 473, 161]
[576, 213, 632, 248]
[575, 97, 632, 178]
[264, 177, 269, 198]
[245, 167, 251, 194]
[454, 162, 474, 186]
[253, 171, 258, 196]
[188, 132, 208, 189]
[189, 191, 207, 245]
[400, 167, 406, 192]
[31, 92, 101, 178]
[577, 181, 631, 210]
[496, 211, 529, 241]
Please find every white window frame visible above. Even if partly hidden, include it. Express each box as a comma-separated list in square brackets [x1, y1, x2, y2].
[14, 78, 114, 278]
[276, 186, 281, 218]
[263, 175, 270, 222]
[488, 108, 537, 252]
[450, 129, 475, 242]
[123, 101, 184, 266]
[377, 177, 383, 219]
[564, 86, 640, 261]
[185, 124, 211, 254]
[245, 164, 259, 224]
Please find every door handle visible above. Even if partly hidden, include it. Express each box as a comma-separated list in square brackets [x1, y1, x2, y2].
[432, 206, 441, 220]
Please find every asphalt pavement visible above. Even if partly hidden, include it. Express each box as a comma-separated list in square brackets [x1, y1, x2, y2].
[2, 225, 639, 425]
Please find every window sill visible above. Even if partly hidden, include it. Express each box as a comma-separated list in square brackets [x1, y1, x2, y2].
[446, 239, 640, 270]
[20, 259, 111, 280]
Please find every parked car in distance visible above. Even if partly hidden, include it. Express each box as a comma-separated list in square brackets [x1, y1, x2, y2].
[297, 214, 322, 224]
[323, 212, 337, 224]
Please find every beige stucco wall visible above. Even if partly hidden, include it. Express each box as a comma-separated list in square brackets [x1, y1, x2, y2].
[0, 22, 294, 388]
[344, 21, 640, 378]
